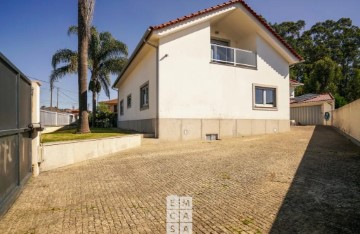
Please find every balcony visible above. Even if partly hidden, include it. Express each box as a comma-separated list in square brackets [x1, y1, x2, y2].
[211, 44, 257, 68]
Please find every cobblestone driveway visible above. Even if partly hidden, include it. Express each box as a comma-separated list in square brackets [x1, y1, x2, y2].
[1, 126, 359, 233]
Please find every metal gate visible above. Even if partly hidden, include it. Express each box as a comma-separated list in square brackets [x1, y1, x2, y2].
[290, 105, 322, 125]
[0, 53, 32, 215]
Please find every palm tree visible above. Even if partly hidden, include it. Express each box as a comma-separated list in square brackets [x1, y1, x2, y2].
[85, 28, 127, 126]
[50, 26, 127, 127]
[77, 0, 94, 133]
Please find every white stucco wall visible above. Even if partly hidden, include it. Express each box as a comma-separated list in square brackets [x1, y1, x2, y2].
[40, 135, 142, 172]
[333, 98, 360, 143]
[118, 49, 157, 121]
[158, 22, 290, 120]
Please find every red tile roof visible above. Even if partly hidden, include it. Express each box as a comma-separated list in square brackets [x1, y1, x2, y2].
[290, 79, 301, 84]
[290, 93, 334, 104]
[99, 99, 117, 105]
[150, 0, 303, 61]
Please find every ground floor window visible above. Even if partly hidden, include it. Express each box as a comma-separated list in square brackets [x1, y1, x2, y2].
[140, 82, 149, 110]
[254, 85, 277, 109]
[127, 94, 132, 109]
[120, 100, 124, 115]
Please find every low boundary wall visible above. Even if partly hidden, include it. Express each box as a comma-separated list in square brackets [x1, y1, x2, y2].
[39, 134, 141, 171]
[333, 98, 360, 145]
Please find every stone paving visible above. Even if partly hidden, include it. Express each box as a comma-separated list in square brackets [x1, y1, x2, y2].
[0, 126, 359, 233]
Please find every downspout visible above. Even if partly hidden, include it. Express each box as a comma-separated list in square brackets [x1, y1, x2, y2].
[143, 40, 159, 138]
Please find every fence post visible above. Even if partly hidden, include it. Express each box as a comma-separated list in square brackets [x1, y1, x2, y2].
[31, 81, 41, 176]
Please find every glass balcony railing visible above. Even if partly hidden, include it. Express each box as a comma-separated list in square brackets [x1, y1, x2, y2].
[211, 44, 257, 68]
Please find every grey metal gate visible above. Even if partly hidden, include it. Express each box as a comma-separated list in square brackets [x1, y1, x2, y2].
[290, 105, 322, 125]
[0, 53, 32, 215]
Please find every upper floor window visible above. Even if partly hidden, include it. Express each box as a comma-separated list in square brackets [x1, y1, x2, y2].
[140, 82, 149, 110]
[254, 85, 277, 109]
[127, 94, 132, 109]
[120, 100, 124, 115]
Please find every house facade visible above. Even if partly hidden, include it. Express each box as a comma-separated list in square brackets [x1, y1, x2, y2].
[113, 0, 303, 140]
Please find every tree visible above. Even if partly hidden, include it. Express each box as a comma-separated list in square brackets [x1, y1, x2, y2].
[305, 57, 342, 94]
[271, 18, 360, 107]
[69, 26, 127, 126]
[77, 0, 95, 133]
[346, 69, 360, 102]
[50, 27, 127, 127]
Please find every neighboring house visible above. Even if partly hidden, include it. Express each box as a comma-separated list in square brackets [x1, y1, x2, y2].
[112, 0, 303, 140]
[290, 93, 335, 125]
[99, 99, 118, 113]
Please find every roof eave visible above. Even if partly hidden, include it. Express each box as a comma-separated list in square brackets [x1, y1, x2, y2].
[112, 28, 153, 88]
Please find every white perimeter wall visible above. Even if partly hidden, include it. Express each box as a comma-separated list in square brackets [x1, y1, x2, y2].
[118, 49, 157, 121]
[333, 98, 360, 142]
[158, 22, 290, 120]
[40, 135, 142, 171]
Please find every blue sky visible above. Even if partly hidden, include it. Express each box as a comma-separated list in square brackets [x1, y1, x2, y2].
[0, 0, 359, 109]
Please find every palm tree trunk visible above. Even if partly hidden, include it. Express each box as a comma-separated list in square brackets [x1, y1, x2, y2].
[92, 90, 97, 127]
[77, 0, 93, 133]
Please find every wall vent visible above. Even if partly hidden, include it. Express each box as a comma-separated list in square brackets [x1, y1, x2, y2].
[206, 134, 218, 141]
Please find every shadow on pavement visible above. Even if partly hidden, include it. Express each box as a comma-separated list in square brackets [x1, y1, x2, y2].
[270, 126, 360, 233]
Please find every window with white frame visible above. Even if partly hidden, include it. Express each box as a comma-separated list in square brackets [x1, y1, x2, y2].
[254, 86, 277, 108]
[140, 82, 149, 110]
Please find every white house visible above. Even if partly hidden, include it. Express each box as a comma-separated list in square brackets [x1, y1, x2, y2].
[112, 0, 303, 140]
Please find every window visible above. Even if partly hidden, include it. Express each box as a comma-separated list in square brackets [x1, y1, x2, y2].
[211, 38, 233, 63]
[254, 85, 277, 108]
[114, 104, 118, 113]
[140, 82, 149, 110]
[120, 100, 124, 115]
[127, 94, 132, 108]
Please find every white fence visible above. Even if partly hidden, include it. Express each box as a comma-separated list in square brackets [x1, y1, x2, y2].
[40, 110, 76, 126]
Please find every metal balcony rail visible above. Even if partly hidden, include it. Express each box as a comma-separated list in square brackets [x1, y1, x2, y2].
[211, 44, 257, 68]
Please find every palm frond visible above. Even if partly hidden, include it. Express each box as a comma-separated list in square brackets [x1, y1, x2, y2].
[51, 49, 78, 69]
[49, 64, 77, 84]
[98, 33, 128, 62]
[67, 25, 78, 36]
[98, 72, 111, 98]
[101, 58, 127, 75]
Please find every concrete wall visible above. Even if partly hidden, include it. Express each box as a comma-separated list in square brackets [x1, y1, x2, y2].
[40, 135, 142, 171]
[118, 49, 157, 121]
[31, 81, 41, 176]
[333, 98, 360, 143]
[158, 22, 290, 120]
[118, 119, 156, 133]
[159, 118, 289, 141]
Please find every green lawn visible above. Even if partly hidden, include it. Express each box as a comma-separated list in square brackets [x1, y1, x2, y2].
[41, 127, 133, 143]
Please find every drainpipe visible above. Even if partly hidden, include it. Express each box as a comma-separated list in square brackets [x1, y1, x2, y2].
[143, 39, 159, 138]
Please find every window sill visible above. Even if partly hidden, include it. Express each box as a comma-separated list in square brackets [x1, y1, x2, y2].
[140, 105, 149, 111]
[253, 106, 278, 111]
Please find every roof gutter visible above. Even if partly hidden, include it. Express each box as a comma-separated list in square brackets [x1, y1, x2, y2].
[112, 27, 153, 88]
